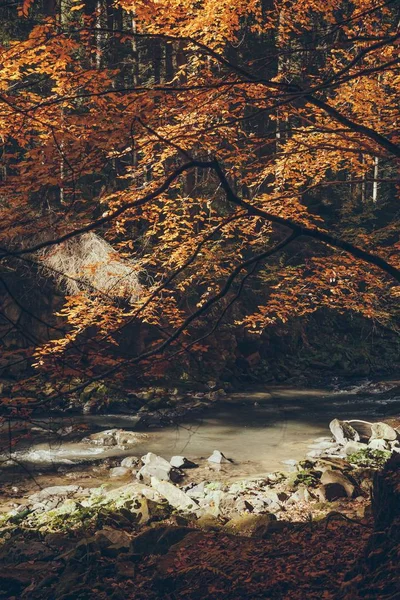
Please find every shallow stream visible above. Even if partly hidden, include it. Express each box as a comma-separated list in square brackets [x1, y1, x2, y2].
[2, 380, 399, 481]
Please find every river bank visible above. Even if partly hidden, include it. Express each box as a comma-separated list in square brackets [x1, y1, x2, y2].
[0, 406, 399, 599]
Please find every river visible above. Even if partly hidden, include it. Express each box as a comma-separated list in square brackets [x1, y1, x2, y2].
[1, 379, 399, 484]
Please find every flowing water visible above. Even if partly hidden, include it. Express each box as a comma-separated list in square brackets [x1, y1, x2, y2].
[2, 380, 399, 482]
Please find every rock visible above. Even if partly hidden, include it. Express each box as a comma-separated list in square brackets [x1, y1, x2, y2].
[345, 420, 373, 442]
[235, 498, 254, 513]
[247, 497, 268, 513]
[137, 452, 182, 484]
[130, 525, 194, 556]
[150, 477, 198, 512]
[321, 470, 356, 497]
[186, 482, 206, 500]
[343, 441, 369, 455]
[287, 486, 313, 504]
[110, 467, 132, 479]
[370, 422, 398, 442]
[95, 528, 131, 549]
[207, 450, 232, 464]
[317, 483, 347, 502]
[121, 456, 140, 468]
[218, 493, 238, 516]
[115, 430, 143, 446]
[368, 438, 390, 451]
[329, 419, 360, 444]
[170, 456, 198, 469]
[199, 490, 224, 517]
[196, 514, 222, 530]
[80, 382, 108, 403]
[316, 457, 351, 471]
[27, 485, 83, 511]
[84, 429, 118, 446]
[84, 429, 145, 447]
[224, 513, 277, 538]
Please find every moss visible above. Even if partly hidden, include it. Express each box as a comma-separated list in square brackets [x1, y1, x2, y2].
[294, 470, 320, 487]
[347, 448, 391, 468]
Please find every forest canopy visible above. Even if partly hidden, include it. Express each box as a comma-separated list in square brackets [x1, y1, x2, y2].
[0, 0, 399, 402]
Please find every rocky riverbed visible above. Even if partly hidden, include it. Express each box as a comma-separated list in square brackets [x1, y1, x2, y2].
[0, 412, 399, 599]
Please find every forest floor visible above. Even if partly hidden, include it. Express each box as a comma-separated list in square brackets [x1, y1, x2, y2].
[0, 502, 397, 600]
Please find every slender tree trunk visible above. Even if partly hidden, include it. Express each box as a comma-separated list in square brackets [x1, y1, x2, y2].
[372, 156, 379, 204]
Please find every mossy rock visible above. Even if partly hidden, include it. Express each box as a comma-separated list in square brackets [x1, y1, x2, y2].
[224, 513, 277, 538]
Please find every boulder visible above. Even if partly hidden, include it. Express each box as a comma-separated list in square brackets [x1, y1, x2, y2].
[368, 438, 390, 452]
[137, 452, 182, 484]
[121, 456, 140, 468]
[224, 513, 277, 538]
[317, 483, 347, 502]
[207, 450, 232, 464]
[370, 422, 398, 442]
[321, 469, 356, 497]
[150, 477, 198, 512]
[345, 420, 373, 442]
[84, 429, 145, 447]
[329, 419, 360, 444]
[170, 456, 198, 469]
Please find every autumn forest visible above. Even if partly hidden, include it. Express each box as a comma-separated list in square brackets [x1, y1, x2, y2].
[0, 1, 399, 599]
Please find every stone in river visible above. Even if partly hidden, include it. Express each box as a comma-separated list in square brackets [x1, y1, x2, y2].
[170, 456, 199, 469]
[207, 450, 232, 464]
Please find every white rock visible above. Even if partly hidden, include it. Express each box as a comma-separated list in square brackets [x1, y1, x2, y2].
[186, 482, 206, 499]
[368, 438, 390, 452]
[170, 456, 198, 469]
[121, 456, 140, 468]
[150, 477, 198, 511]
[370, 422, 398, 442]
[207, 450, 231, 464]
[329, 419, 360, 444]
[138, 452, 182, 484]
